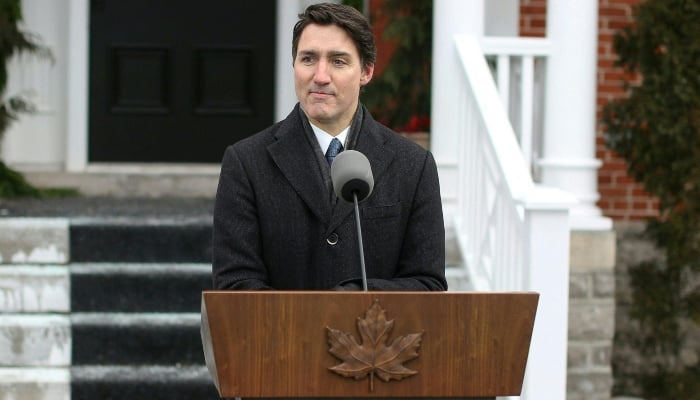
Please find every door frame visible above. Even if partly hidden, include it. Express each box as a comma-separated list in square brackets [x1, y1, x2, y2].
[66, 0, 301, 171]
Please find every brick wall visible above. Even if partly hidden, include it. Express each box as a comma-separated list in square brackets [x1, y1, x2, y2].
[520, 0, 658, 221]
[519, 0, 547, 37]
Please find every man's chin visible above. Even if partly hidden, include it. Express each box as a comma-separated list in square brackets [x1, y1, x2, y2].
[304, 108, 332, 123]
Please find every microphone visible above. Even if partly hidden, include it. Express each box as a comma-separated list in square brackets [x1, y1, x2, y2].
[331, 150, 374, 202]
[330, 150, 374, 291]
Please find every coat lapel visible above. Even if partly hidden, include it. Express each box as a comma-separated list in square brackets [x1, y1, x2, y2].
[267, 111, 332, 223]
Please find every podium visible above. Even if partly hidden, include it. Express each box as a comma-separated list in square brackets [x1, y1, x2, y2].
[201, 291, 538, 399]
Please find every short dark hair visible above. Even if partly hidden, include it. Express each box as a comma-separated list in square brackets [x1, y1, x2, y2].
[292, 3, 377, 71]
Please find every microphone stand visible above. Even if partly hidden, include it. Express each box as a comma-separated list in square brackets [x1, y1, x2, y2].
[353, 192, 369, 291]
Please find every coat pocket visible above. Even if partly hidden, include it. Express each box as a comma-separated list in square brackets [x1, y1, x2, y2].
[361, 203, 401, 220]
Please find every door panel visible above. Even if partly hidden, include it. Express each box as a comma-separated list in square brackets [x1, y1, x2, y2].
[89, 0, 276, 162]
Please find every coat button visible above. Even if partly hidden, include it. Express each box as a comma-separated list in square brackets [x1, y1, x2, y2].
[326, 233, 339, 245]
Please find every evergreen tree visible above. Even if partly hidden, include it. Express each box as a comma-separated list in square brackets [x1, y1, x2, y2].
[0, 0, 48, 197]
[603, 1, 700, 398]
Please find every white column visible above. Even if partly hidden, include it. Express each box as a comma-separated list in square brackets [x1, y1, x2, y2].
[540, 1, 611, 230]
[275, 0, 301, 122]
[431, 0, 484, 225]
[66, 0, 89, 171]
[521, 189, 573, 400]
[2, 0, 68, 170]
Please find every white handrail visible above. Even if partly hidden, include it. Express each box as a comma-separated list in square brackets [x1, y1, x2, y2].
[452, 34, 575, 400]
[480, 37, 550, 179]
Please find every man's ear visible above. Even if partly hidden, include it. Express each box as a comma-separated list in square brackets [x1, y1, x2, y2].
[360, 63, 375, 86]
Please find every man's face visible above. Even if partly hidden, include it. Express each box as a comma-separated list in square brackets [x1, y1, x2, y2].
[294, 23, 374, 135]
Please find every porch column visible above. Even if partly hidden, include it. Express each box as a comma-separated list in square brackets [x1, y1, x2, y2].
[540, 1, 611, 230]
[66, 0, 89, 171]
[431, 0, 485, 223]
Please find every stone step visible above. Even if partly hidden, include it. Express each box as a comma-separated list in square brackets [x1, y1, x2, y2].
[70, 218, 212, 263]
[0, 367, 70, 400]
[71, 313, 203, 366]
[71, 365, 219, 400]
[70, 263, 211, 312]
[1, 196, 214, 264]
[0, 218, 69, 264]
[0, 315, 71, 367]
[0, 265, 70, 312]
[23, 169, 220, 198]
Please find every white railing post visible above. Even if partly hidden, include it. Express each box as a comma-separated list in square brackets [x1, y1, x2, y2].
[520, 187, 575, 400]
[519, 56, 535, 169]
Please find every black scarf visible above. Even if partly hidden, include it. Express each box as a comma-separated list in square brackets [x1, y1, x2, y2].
[297, 104, 365, 205]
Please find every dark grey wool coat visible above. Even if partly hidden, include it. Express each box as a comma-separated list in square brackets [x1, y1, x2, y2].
[212, 104, 446, 291]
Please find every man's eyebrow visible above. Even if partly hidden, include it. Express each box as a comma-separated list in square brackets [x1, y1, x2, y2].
[327, 50, 351, 58]
[297, 49, 351, 58]
[298, 49, 318, 56]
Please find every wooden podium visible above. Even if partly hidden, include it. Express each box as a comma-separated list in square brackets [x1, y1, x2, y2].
[201, 291, 538, 399]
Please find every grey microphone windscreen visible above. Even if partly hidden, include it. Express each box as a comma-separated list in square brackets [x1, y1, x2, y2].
[330, 150, 374, 203]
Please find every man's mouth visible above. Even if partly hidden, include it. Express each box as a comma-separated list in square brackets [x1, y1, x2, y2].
[310, 89, 333, 96]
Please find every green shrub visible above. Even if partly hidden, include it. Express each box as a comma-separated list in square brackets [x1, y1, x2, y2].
[603, 1, 700, 398]
[344, 0, 432, 132]
[0, 0, 50, 198]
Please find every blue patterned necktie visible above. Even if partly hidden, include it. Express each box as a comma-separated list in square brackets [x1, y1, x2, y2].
[325, 138, 344, 166]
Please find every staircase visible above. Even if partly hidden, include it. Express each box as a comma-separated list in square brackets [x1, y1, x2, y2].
[70, 263, 216, 399]
[67, 200, 218, 400]
[0, 197, 220, 400]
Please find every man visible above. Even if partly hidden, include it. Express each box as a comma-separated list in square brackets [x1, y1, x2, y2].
[212, 3, 446, 291]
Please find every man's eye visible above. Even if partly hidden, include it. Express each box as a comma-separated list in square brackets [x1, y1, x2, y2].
[300, 56, 314, 64]
[333, 59, 347, 66]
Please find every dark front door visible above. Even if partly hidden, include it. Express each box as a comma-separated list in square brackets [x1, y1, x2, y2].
[89, 0, 276, 162]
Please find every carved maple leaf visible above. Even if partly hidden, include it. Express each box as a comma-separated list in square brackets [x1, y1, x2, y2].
[326, 299, 423, 392]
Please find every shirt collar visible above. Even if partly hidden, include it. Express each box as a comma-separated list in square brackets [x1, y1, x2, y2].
[310, 123, 349, 154]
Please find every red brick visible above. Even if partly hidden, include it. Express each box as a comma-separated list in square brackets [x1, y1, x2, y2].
[599, 181, 613, 190]
[521, 5, 546, 14]
[609, 19, 634, 30]
[601, 70, 629, 81]
[599, 6, 629, 17]
[602, 187, 631, 198]
[631, 186, 653, 196]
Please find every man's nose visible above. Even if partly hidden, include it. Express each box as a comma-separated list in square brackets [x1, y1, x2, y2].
[314, 60, 331, 84]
